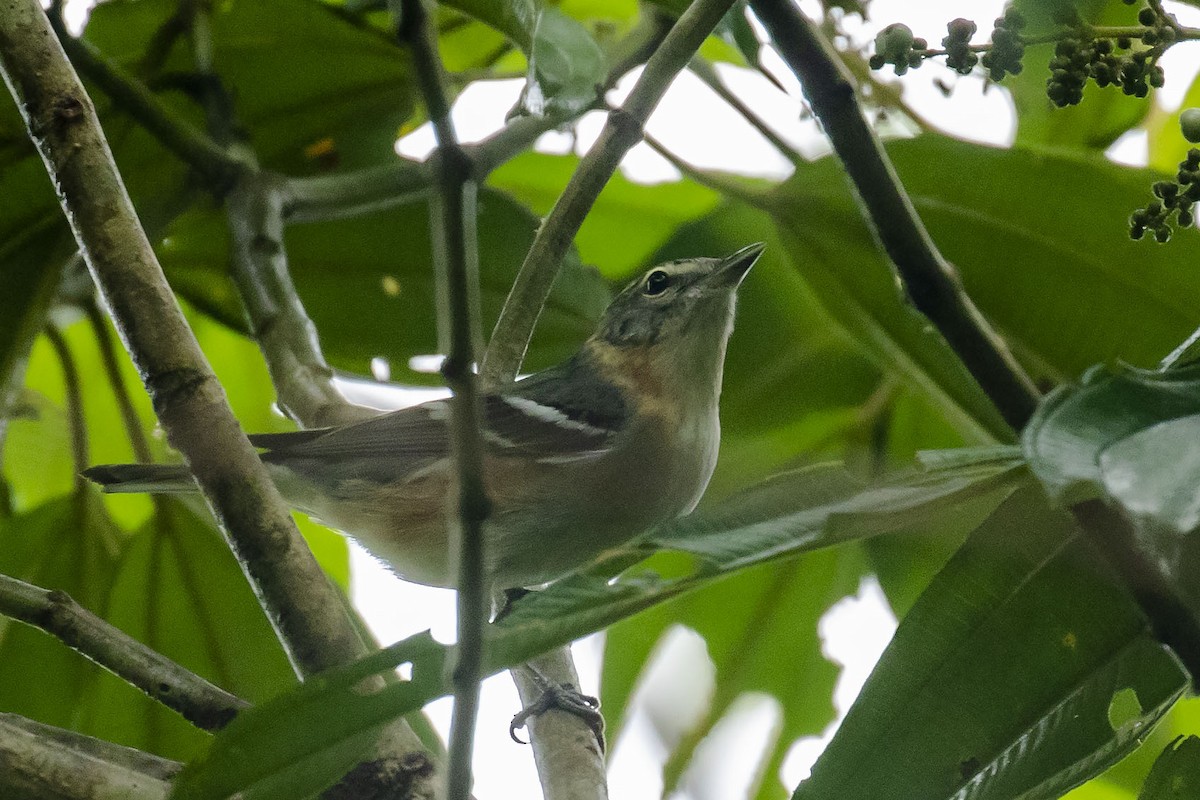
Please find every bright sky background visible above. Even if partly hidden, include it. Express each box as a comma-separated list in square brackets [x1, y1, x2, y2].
[347, 2, 1200, 799]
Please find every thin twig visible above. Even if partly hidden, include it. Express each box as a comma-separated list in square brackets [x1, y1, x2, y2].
[747, 0, 1040, 434]
[44, 325, 88, 491]
[0, 573, 248, 730]
[481, 0, 739, 384]
[397, 3, 490, 800]
[86, 301, 152, 463]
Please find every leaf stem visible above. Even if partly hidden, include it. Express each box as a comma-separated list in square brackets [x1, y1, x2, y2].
[396, 3, 490, 800]
[0, 572, 248, 730]
[86, 301, 152, 464]
[481, 0, 740, 384]
[43, 325, 88, 492]
[748, 0, 1040, 434]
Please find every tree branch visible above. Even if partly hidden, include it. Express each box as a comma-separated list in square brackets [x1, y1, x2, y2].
[397, 4, 490, 800]
[480, 0, 739, 384]
[746, 0, 1040, 434]
[0, 712, 177, 800]
[225, 168, 378, 427]
[0, 573, 248, 731]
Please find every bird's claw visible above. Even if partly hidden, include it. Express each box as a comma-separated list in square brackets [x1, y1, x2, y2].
[509, 681, 605, 752]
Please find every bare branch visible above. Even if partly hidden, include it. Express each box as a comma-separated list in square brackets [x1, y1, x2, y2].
[512, 652, 608, 800]
[0, 573, 248, 731]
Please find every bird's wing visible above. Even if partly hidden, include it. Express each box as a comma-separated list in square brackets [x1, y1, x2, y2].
[253, 359, 629, 485]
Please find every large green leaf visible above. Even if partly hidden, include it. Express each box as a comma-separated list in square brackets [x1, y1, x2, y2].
[1023, 359, 1200, 614]
[766, 136, 1200, 442]
[76, 498, 296, 762]
[1138, 735, 1200, 799]
[795, 486, 1188, 800]
[160, 190, 610, 383]
[0, 492, 123, 728]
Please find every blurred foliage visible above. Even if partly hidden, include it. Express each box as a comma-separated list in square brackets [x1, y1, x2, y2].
[1, 1, 1200, 799]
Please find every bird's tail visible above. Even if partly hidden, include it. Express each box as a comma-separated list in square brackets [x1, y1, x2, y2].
[83, 463, 196, 494]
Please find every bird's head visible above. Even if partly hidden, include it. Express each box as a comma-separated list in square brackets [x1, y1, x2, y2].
[593, 243, 764, 351]
[587, 243, 764, 402]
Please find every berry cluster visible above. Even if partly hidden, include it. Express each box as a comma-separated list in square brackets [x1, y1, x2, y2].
[979, 9, 1026, 81]
[1045, 31, 1165, 108]
[1130, 149, 1200, 243]
[868, 24, 927, 76]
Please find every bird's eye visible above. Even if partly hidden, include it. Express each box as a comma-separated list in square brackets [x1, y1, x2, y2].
[644, 270, 671, 296]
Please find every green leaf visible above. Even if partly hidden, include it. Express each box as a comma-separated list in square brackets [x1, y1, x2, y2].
[0, 492, 123, 729]
[1023, 361, 1200, 516]
[492, 451, 1023, 666]
[160, 191, 610, 383]
[766, 135, 1200, 442]
[76, 498, 296, 762]
[168, 632, 445, 800]
[1138, 736, 1200, 799]
[1008, 0, 1151, 152]
[795, 486, 1188, 800]
[443, 0, 605, 116]
[1023, 360, 1200, 611]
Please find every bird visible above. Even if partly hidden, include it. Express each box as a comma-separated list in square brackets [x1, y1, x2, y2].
[85, 243, 764, 591]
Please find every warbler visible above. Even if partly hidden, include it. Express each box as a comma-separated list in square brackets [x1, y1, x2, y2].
[86, 243, 764, 589]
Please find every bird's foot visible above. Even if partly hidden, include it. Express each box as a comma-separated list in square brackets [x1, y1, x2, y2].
[509, 678, 605, 753]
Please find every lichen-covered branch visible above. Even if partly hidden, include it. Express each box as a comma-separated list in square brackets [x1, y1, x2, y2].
[481, 0, 739, 384]
[0, 573, 248, 731]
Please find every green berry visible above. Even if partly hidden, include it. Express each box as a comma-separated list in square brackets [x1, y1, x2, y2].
[1181, 109, 1200, 143]
[1138, 7, 1158, 25]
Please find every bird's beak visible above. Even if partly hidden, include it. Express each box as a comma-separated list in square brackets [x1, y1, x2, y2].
[712, 242, 766, 288]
